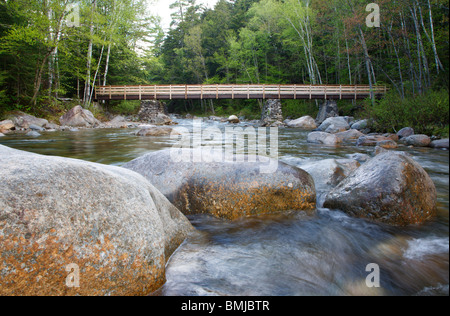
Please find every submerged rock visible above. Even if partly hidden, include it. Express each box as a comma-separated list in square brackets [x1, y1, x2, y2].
[26, 131, 41, 137]
[136, 126, 180, 137]
[123, 149, 316, 220]
[0, 145, 193, 296]
[356, 135, 391, 147]
[323, 151, 437, 226]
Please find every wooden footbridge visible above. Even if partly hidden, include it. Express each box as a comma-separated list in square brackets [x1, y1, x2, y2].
[94, 84, 387, 101]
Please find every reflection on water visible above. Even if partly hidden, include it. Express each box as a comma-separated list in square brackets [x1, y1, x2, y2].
[1, 118, 448, 296]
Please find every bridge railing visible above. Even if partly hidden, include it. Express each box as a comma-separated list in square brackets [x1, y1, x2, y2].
[94, 84, 387, 101]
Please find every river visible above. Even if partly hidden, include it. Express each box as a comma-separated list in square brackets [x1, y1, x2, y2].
[1, 118, 448, 296]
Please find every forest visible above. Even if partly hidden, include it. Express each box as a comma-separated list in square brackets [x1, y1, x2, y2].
[0, 0, 449, 136]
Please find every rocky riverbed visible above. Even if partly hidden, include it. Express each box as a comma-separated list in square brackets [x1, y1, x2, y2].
[0, 105, 448, 296]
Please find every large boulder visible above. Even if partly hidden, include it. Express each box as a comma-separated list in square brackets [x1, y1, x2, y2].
[376, 139, 398, 149]
[7, 112, 48, 130]
[150, 113, 173, 126]
[0, 120, 15, 132]
[323, 152, 437, 226]
[227, 115, 240, 124]
[397, 127, 414, 139]
[106, 115, 129, 128]
[299, 158, 361, 206]
[317, 117, 350, 134]
[335, 129, 364, 142]
[0, 145, 193, 296]
[350, 119, 369, 131]
[402, 134, 431, 147]
[307, 132, 343, 146]
[123, 149, 316, 220]
[60, 105, 100, 128]
[300, 159, 361, 191]
[316, 100, 339, 125]
[430, 139, 449, 150]
[286, 116, 317, 130]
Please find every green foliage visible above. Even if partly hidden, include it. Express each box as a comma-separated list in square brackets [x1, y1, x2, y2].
[282, 100, 319, 120]
[364, 89, 449, 137]
[109, 100, 141, 115]
[0, 0, 449, 125]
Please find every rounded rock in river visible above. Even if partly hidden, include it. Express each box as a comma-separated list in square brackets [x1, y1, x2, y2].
[0, 145, 193, 296]
[323, 151, 437, 226]
[123, 148, 317, 220]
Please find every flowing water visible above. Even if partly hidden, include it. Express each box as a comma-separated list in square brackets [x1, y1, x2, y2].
[1, 118, 448, 296]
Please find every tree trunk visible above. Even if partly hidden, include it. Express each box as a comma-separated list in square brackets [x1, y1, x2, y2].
[411, 3, 430, 91]
[31, 50, 54, 106]
[103, 42, 112, 86]
[358, 27, 375, 102]
[84, 0, 97, 105]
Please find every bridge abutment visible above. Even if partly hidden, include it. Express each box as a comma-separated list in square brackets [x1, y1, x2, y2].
[261, 99, 284, 127]
[138, 100, 172, 125]
[316, 100, 339, 125]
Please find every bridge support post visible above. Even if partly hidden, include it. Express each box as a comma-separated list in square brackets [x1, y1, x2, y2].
[138, 100, 171, 125]
[316, 99, 339, 125]
[260, 99, 284, 127]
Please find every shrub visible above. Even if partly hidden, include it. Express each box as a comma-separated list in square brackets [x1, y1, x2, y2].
[282, 100, 319, 119]
[110, 100, 141, 115]
[364, 89, 449, 137]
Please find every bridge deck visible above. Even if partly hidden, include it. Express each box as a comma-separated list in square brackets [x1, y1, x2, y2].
[94, 84, 387, 101]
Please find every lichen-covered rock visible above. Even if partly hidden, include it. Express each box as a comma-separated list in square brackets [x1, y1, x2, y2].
[0, 145, 193, 296]
[323, 151, 437, 226]
[123, 149, 316, 220]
